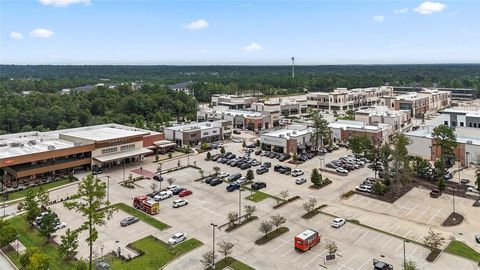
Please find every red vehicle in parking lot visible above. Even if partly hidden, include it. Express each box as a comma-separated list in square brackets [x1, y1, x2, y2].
[179, 190, 192, 197]
[294, 229, 321, 252]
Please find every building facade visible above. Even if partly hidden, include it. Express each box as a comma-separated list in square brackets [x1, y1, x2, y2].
[439, 109, 480, 129]
[260, 126, 314, 154]
[307, 86, 394, 111]
[393, 86, 476, 101]
[211, 95, 258, 109]
[196, 106, 272, 131]
[168, 81, 195, 95]
[355, 106, 411, 132]
[328, 120, 392, 145]
[0, 124, 164, 185]
[164, 120, 232, 147]
[380, 89, 451, 117]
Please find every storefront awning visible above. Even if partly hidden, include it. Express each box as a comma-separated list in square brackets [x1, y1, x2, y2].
[94, 148, 153, 163]
[154, 140, 176, 148]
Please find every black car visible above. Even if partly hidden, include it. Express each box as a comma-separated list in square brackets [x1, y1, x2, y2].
[171, 187, 186, 195]
[147, 191, 161, 197]
[210, 179, 223, 186]
[251, 181, 267, 190]
[274, 165, 284, 172]
[233, 129, 241, 135]
[246, 143, 256, 148]
[120, 216, 139, 227]
[256, 167, 269, 174]
[221, 159, 229, 164]
[204, 176, 214, 184]
[228, 173, 242, 182]
[211, 154, 221, 161]
[263, 162, 271, 168]
[240, 163, 251, 170]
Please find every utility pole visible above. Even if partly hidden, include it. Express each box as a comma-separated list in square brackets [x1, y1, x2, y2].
[210, 223, 218, 269]
[238, 189, 244, 223]
[403, 239, 409, 270]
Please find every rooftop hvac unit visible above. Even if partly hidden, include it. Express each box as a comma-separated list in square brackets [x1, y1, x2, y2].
[47, 145, 56, 150]
[10, 142, 24, 147]
[286, 133, 291, 136]
[73, 142, 82, 147]
[279, 134, 285, 138]
[28, 140, 36, 145]
[0, 143, 7, 147]
[292, 131, 297, 135]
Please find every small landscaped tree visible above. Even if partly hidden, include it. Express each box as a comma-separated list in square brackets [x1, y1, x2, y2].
[20, 247, 49, 270]
[150, 182, 158, 193]
[246, 169, 255, 181]
[403, 260, 418, 270]
[24, 186, 50, 226]
[213, 166, 221, 175]
[227, 212, 238, 227]
[311, 168, 322, 186]
[244, 205, 256, 219]
[258, 220, 273, 238]
[200, 251, 217, 269]
[423, 228, 445, 250]
[0, 219, 17, 248]
[59, 228, 79, 260]
[64, 175, 114, 270]
[38, 212, 57, 242]
[217, 240, 235, 261]
[256, 139, 261, 147]
[177, 160, 181, 167]
[206, 151, 211, 160]
[292, 153, 298, 163]
[155, 153, 159, 162]
[168, 152, 172, 159]
[303, 198, 317, 213]
[279, 190, 289, 201]
[220, 146, 226, 155]
[242, 140, 246, 148]
[167, 178, 175, 186]
[476, 168, 480, 192]
[324, 239, 338, 255]
[199, 170, 205, 179]
[270, 215, 286, 229]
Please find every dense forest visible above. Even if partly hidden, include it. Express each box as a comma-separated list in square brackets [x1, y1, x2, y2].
[0, 64, 479, 134]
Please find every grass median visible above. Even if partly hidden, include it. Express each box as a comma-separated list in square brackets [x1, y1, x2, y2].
[445, 240, 480, 262]
[111, 203, 170, 230]
[5, 214, 76, 270]
[107, 235, 203, 270]
[206, 256, 255, 270]
[6, 178, 77, 201]
[244, 187, 283, 203]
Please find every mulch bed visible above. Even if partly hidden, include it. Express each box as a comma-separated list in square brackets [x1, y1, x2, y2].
[309, 179, 332, 190]
[442, 212, 464, 226]
[273, 196, 301, 209]
[224, 217, 258, 232]
[426, 248, 441, 262]
[301, 205, 327, 219]
[255, 227, 289, 245]
[354, 183, 415, 203]
[319, 169, 347, 176]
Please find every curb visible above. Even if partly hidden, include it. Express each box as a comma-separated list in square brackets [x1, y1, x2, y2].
[6, 181, 80, 204]
[0, 247, 19, 270]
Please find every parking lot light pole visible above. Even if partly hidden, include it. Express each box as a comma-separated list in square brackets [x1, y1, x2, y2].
[403, 239, 409, 270]
[210, 223, 218, 269]
[238, 189, 244, 223]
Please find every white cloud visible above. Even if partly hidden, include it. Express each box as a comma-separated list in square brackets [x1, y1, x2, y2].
[30, 28, 55, 38]
[9, 32, 23, 40]
[394, 8, 408, 14]
[414, 1, 447, 15]
[184, 19, 209, 30]
[243, 42, 262, 52]
[38, 0, 90, 7]
[373, 15, 385, 22]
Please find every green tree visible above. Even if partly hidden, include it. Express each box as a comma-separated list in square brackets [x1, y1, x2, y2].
[217, 240, 234, 261]
[391, 134, 411, 192]
[155, 153, 159, 162]
[432, 125, 457, 166]
[27, 250, 50, 270]
[213, 166, 220, 175]
[38, 212, 57, 242]
[200, 251, 216, 269]
[256, 139, 261, 147]
[476, 167, 480, 191]
[201, 142, 209, 150]
[292, 153, 298, 163]
[310, 168, 322, 186]
[0, 219, 17, 247]
[270, 215, 286, 229]
[246, 169, 255, 181]
[24, 186, 50, 226]
[220, 146, 226, 155]
[309, 109, 329, 151]
[348, 135, 374, 156]
[64, 175, 114, 270]
[59, 228, 79, 260]
[227, 212, 238, 227]
[206, 151, 211, 160]
[412, 156, 432, 178]
[403, 260, 418, 270]
[258, 220, 273, 238]
[242, 140, 246, 148]
[244, 205, 256, 219]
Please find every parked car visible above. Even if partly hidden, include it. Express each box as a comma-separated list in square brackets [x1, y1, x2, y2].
[218, 172, 230, 178]
[232, 138, 242, 143]
[255, 150, 262, 155]
[203, 176, 214, 184]
[166, 185, 180, 190]
[235, 177, 248, 185]
[34, 211, 56, 225]
[54, 222, 67, 230]
[228, 173, 242, 182]
[326, 163, 337, 169]
[476, 235, 480, 244]
[336, 167, 348, 174]
[171, 187, 186, 195]
[251, 181, 267, 190]
[210, 178, 223, 186]
[173, 199, 189, 208]
[356, 185, 372, 193]
[430, 189, 441, 198]
[179, 189, 192, 197]
[256, 167, 269, 174]
[226, 183, 241, 192]
[295, 178, 307, 185]
[211, 154, 221, 161]
[262, 162, 271, 168]
[120, 216, 139, 227]
[168, 232, 187, 245]
[444, 172, 453, 180]
[233, 129, 241, 135]
[291, 169, 304, 177]
[240, 163, 251, 170]
[331, 218, 346, 228]
[467, 187, 479, 193]
[154, 190, 173, 201]
[251, 160, 261, 166]
[460, 179, 470, 185]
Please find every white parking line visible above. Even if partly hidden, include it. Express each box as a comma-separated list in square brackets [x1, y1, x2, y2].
[317, 217, 328, 225]
[281, 248, 295, 257]
[353, 231, 369, 246]
[403, 230, 412, 239]
[371, 233, 382, 243]
[403, 203, 421, 217]
[338, 254, 357, 270]
[382, 237, 394, 248]
[302, 250, 326, 268]
[415, 232, 425, 242]
[270, 240, 290, 253]
[291, 249, 309, 262]
[415, 205, 431, 221]
[427, 208, 443, 223]
[408, 245, 419, 257]
[358, 258, 372, 270]
[349, 226, 360, 235]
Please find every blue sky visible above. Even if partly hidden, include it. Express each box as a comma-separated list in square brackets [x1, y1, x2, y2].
[1, 0, 479, 64]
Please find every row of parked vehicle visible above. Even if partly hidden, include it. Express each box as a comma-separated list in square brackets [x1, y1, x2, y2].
[355, 177, 377, 193]
[34, 210, 66, 231]
[211, 152, 263, 170]
[147, 185, 193, 202]
[255, 150, 291, 162]
[326, 155, 370, 174]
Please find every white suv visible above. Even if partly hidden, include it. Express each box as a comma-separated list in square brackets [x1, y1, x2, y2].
[172, 199, 189, 208]
[291, 169, 304, 177]
[168, 232, 187, 245]
[154, 190, 173, 201]
[218, 172, 230, 178]
[331, 218, 346, 228]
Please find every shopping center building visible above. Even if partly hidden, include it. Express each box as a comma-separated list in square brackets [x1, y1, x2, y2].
[0, 124, 164, 185]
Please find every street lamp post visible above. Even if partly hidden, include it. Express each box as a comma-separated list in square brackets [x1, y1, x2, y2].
[210, 223, 218, 269]
[403, 239, 409, 270]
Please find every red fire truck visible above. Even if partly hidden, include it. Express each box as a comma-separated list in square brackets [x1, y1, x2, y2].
[294, 229, 321, 252]
[133, 196, 148, 209]
[133, 196, 159, 215]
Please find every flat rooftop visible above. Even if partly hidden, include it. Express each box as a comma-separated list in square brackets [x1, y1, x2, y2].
[441, 108, 480, 117]
[0, 123, 159, 159]
[262, 125, 313, 139]
[166, 121, 222, 132]
[356, 106, 407, 117]
[406, 127, 480, 145]
[328, 120, 388, 131]
[62, 127, 149, 142]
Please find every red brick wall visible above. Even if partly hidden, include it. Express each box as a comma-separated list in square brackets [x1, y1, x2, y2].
[142, 134, 165, 148]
